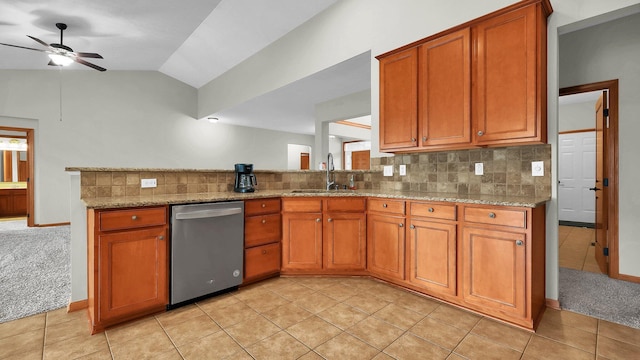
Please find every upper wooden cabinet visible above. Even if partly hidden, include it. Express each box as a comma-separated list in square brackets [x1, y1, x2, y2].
[379, 48, 418, 150]
[419, 28, 471, 148]
[377, 0, 551, 152]
[472, 4, 546, 145]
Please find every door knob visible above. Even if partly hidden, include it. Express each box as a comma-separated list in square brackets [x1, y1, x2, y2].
[410, 224, 415, 229]
[261, 219, 267, 224]
[316, 218, 321, 222]
[516, 240, 523, 246]
[328, 218, 333, 222]
[422, 136, 427, 141]
[477, 130, 484, 136]
[428, 208, 434, 212]
[383, 203, 388, 208]
[158, 236, 164, 241]
[589, 187, 601, 191]
[488, 212, 496, 218]
[399, 223, 404, 227]
[131, 215, 138, 220]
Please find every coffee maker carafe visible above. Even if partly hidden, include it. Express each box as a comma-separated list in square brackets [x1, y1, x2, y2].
[234, 164, 257, 193]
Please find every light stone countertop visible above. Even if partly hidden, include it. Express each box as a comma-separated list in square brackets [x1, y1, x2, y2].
[82, 189, 549, 209]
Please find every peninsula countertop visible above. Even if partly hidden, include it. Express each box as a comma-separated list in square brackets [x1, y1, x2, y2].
[81, 189, 549, 209]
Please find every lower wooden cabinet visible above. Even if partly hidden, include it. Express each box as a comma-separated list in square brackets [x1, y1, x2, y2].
[0, 188, 27, 217]
[87, 206, 168, 334]
[324, 212, 366, 271]
[244, 198, 281, 283]
[367, 214, 406, 281]
[408, 219, 457, 297]
[281, 197, 366, 274]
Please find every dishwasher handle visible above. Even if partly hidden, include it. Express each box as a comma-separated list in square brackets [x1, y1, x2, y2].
[175, 207, 243, 220]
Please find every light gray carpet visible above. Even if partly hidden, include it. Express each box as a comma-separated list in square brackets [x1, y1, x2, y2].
[0, 221, 71, 323]
[559, 267, 640, 329]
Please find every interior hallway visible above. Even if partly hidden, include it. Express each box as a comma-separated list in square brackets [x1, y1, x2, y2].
[559, 225, 603, 274]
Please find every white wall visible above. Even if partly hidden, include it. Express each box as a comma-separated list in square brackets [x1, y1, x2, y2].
[329, 136, 343, 170]
[559, 101, 596, 132]
[0, 70, 313, 224]
[559, 10, 640, 277]
[287, 144, 312, 170]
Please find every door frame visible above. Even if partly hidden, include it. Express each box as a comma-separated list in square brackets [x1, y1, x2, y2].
[0, 126, 35, 227]
[559, 79, 619, 279]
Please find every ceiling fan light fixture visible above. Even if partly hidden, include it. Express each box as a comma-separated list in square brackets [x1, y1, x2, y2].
[48, 53, 73, 66]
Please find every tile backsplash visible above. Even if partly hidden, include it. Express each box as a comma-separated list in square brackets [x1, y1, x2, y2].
[371, 144, 551, 197]
[78, 144, 551, 199]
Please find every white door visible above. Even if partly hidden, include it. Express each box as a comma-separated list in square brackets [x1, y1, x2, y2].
[558, 131, 596, 223]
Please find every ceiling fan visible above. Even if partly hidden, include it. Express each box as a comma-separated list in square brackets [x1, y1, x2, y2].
[0, 23, 106, 72]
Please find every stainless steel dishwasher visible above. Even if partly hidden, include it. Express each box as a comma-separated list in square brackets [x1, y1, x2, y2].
[170, 201, 244, 307]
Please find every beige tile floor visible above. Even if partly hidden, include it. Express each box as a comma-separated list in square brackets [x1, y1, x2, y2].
[559, 225, 603, 274]
[2, 276, 640, 359]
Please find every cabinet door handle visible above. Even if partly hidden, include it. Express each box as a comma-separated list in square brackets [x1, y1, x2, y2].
[516, 240, 524, 246]
[316, 218, 321, 222]
[422, 136, 427, 141]
[261, 219, 267, 224]
[383, 203, 388, 208]
[477, 130, 484, 136]
[327, 218, 333, 222]
[411, 138, 416, 142]
[131, 215, 138, 220]
[262, 249, 268, 254]
[410, 224, 415, 229]
[428, 207, 434, 212]
[488, 212, 496, 218]
[261, 203, 266, 208]
[399, 223, 404, 227]
[158, 235, 164, 241]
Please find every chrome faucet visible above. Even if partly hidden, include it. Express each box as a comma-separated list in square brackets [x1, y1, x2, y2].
[326, 152, 335, 190]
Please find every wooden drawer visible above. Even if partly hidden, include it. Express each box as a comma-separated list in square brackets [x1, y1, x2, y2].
[282, 198, 323, 213]
[245, 242, 281, 280]
[245, 198, 281, 216]
[410, 202, 456, 221]
[462, 206, 527, 229]
[367, 198, 405, 215]
[325, 198, 366, 212]
[245, 214, 282, 248]
[99, 206, 167, 232]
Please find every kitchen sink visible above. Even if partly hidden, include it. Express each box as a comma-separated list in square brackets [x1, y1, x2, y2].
[290, 189, 356, 193]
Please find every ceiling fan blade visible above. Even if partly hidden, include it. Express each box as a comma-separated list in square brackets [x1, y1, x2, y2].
[75, 52, 103, 59]
[0, 42, 47, 52]
[27, 35, 50, 48]
[74, 57, 106, 72]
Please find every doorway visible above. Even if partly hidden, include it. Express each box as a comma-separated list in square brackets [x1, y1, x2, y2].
[559, 79, 619, 279]
[0, 126, 34, 227]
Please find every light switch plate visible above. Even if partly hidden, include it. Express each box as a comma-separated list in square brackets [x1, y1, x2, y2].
[141, 178, 157, 188]
[532, 161, 544, 176]
[383, 165, 393, 177]
[399, 164, 407, 176]
[475, 163, 484, 175]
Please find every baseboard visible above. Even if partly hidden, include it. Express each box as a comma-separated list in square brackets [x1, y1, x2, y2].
[616, 273, 640, 284]
[67, 299, 88, 312]
[546, 298, 561, 310]
[559, 221, 595, 229]
[35, 222, 71, 227]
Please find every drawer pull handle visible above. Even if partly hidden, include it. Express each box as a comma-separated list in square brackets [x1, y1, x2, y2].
[316, 218, 321, 222]
[328, 218, 333, 222]
[158, 236, 164, 241]
[477, 130, 484, 136]
[262, 219, 266, 224]
[410, 224, 415, 229]
[131, 215, 138, 220]
[488, 212, 496, 218]
[516, 240, 524, 246]
[383, 203, 388, 208]
[411, 138, 417, 142]
[261, 203, 266, 208]
[262, 250, 267, 255]
[428, 207, 434, 212]
[422, 136, 427, 141]
[399, 223, 404, 228]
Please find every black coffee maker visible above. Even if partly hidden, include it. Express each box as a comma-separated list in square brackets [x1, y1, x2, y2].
[234, 164, 257, 193]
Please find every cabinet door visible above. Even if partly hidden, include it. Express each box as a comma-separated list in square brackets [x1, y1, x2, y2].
[408, 219, 457, 296]
[324, 212, 366, 271]
[98, 227, 168, 322]
[461, 226, 526, 318]
[419, 28, 471, 147]
[282, 213, 323, 270]
[367, 214, 405, 280]
[379, 47, 418, 151]
[473, 5, 542, 145]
